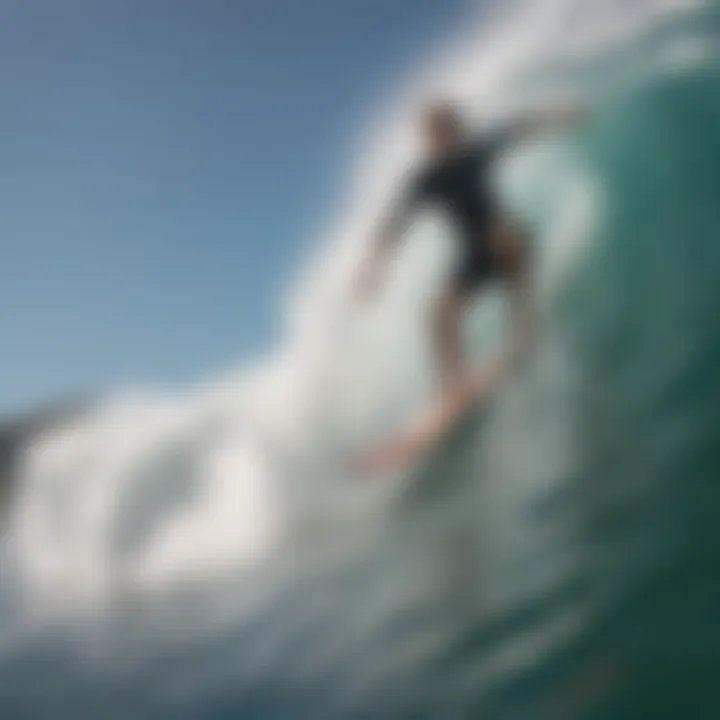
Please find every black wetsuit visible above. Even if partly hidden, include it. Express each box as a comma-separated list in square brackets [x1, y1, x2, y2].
[402, 130, 516, 291]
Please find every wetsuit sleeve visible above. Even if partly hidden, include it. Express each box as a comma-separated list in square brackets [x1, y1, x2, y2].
[403, 169, 434, 208]
[385, 169, 432, 230]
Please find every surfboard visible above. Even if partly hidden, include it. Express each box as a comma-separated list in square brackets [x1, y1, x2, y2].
[354, 355, 507, 476]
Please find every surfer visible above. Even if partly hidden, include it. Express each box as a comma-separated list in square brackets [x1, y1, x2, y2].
[355, 101, 587, 394]
[350, 101, 589, 474]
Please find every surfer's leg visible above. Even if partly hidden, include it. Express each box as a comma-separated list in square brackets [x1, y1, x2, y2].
[493, 220, 534, 362]
[430, 282, 472, 393]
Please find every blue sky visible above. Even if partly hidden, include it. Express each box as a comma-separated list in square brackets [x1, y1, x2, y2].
[0, 0, 471, 415]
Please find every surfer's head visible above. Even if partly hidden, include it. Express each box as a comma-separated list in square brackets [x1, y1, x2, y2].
[421, 102, 464, 155]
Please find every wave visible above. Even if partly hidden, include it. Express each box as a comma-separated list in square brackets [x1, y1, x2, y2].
[3, 0, 712, 602]
[0, 0, 717, 694]
[2, 0, 720, 717]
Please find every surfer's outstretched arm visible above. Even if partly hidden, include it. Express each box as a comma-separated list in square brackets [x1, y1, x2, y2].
[488, 102, 591, 154]
[520, 103, 590, 136]
[355, 192, 415, 299]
